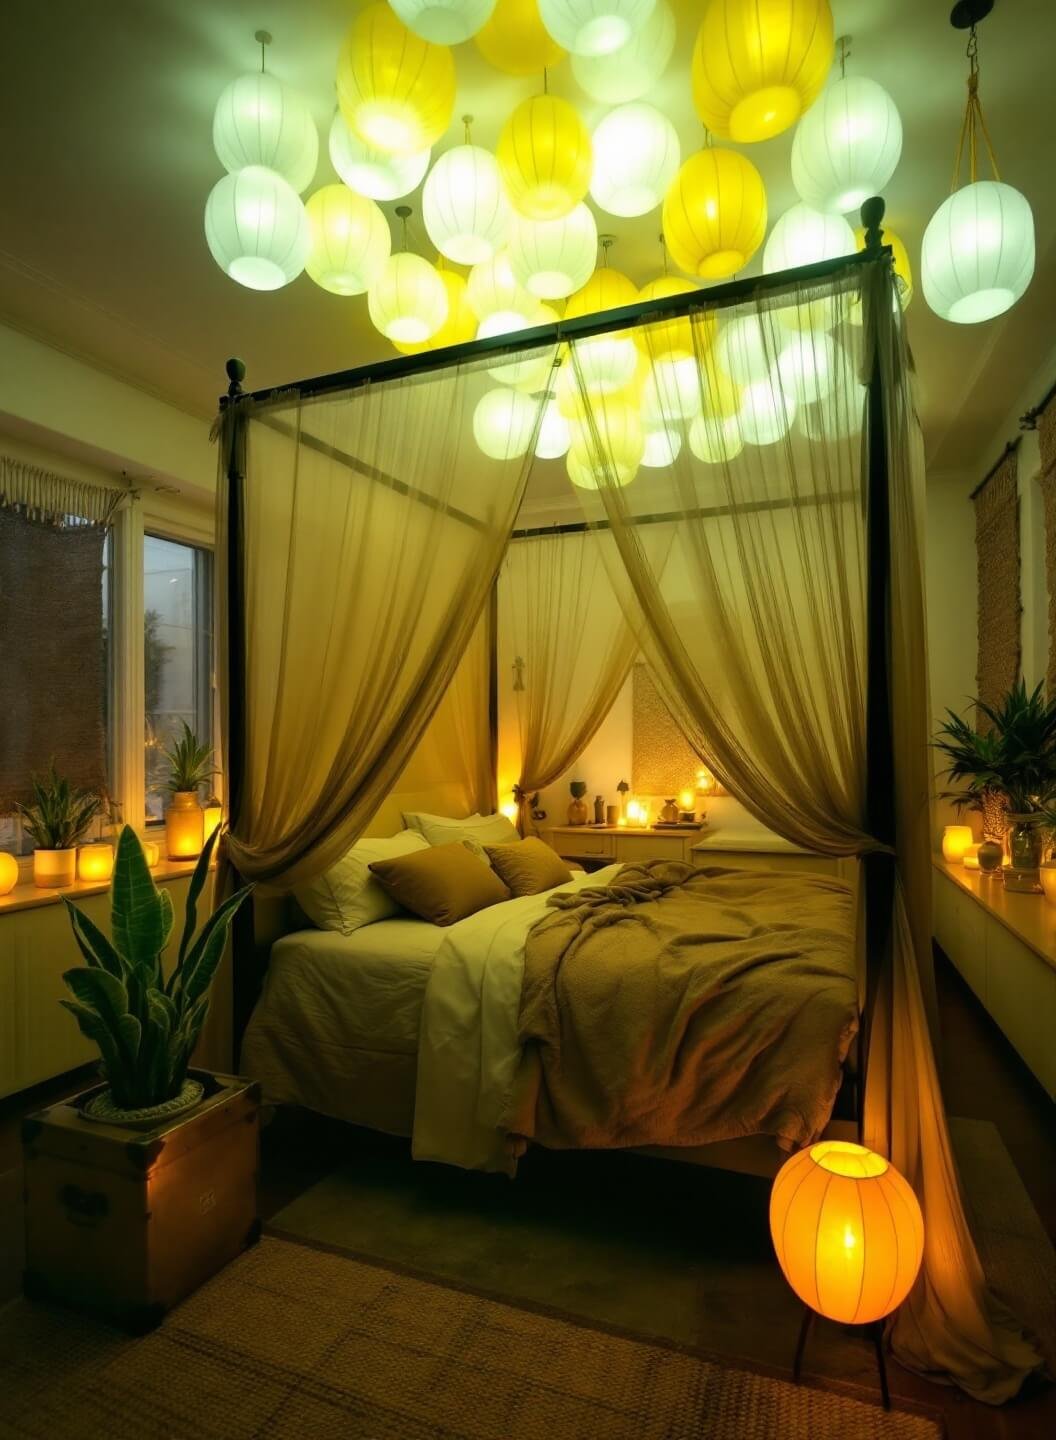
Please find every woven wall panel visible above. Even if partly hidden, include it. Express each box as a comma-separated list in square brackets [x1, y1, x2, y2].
[631, 663, 702, 797]
[974, 451, 1020, 725]
[1039, 398, 1056, 697]
[0, 508, 107, 810]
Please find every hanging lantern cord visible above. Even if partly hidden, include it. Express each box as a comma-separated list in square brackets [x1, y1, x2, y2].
[837, 35, 850, 78]
[395, 204, 411, 253]
[542, 68, 549, 95]
[952, 24, 1000, 189]
[255, 28, 271, 74]
[659, 232, 669, 277]
[463, 113, 473, 144]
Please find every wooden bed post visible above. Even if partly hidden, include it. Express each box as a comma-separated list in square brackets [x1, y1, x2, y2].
[488, 579, 500, 815]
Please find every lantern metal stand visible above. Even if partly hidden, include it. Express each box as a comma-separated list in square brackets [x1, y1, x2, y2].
[792, 1305, 892, 1411]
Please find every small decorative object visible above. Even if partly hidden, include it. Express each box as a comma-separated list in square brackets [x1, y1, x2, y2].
[606, 804, 619, 826]
[678, 787, 695, 813]
[616, 778, 630, 816]
[963, 843, 981, 871]
[17, 764, 101, 890]
[142, 838, 161, 869]
[941, 824, 974, 865]
[0, 850, 18, 896]
[977, 839, 1003, 874]
[161, 722, 217, 861]
[567, 780, 589, 826]
[660, 798, 680, 824]
[1004, 815, 1044, 893]
[593, 795, 605, 825]
[77, 843, 115, 882]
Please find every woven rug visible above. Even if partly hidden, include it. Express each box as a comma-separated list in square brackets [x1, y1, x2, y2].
[0, 1236, 940, 1440]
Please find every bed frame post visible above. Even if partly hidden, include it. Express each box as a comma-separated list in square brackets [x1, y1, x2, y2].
[858, 199, 896, 1137]
[488, 579, 500, 814]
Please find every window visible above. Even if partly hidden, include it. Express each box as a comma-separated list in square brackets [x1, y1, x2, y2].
[144, 535, 214, 822]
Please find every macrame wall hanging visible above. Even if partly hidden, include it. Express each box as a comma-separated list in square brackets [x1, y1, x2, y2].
[972, 443, 1021, 727]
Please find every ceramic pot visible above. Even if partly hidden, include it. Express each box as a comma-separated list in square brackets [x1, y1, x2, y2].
[976, 839, 1003, 874]
[567, 798, 589, 826]
[33, 848, 77, 888]
[165, 790, 204, 860]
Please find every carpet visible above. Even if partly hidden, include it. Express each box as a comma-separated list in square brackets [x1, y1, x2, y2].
[0, 1236, 941, 1440]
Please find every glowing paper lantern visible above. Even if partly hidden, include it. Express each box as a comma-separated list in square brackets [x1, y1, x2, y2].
[799, 352, 864, 440]
[699, 350, 741, 421]
[497, 95, 592, 221]
[921, 181, 1035, 325]
[304, 185, 390, 296]
[763, 203, 855, 274]
[941, 825, 974, 864]
[422, 145, 510, 265]
[642, 425, 682, 467]
[852, 224, 913, 315]
[770, 1141, 924, 1326]
[205, 166, 309, 291]
[691, 0, 835, 144]
[337, 4, 456, 155]
[740, 380, 795, 446]
[635, 275, 703, 360]
[0, 851, 20, 896]
[473, 389, 539, 458]
[715, 315, 773, 386]
[389, 0, 498, 44]
[642, 356, 702, 423]
[368, 252, 449, 343]
[776, 333, 840, 404]
[535, 398, 572, 458]
[392, 268, 478, 354]
[590, 103, 680, 219]
[791, 75, 903, 215]
[507, 204, 597, 300]
[688, 412, 743, 463]
[329, 113, 430, 201]
[213, 73, 318, 193]
[566, 267, 639, 393]
[539, 0, 656, 57]
[468, 251, 538, 332]
[475, 0, 566, 76]
[487, 302, 560, 387]
[567, 389, 643, 485]
[662, 148, 767, 280]
[572, 0, 675, 104]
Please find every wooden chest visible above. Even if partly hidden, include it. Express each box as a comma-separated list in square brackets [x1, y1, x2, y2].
[22, 1071, 260, 1332]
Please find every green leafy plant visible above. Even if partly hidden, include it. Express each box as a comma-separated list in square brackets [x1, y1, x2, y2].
[17, 764, 101, 850]
[933, 679, 1056, 819]
[569, 780, 587, 800]
[60, 825, 252, 1111]
[161, 721, 216, 795]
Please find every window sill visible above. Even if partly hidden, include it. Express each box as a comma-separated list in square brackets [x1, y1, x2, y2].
[0, 858, 198, 917]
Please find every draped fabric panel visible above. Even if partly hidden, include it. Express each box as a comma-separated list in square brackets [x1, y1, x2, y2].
[500, 529, 636, 832]
[1036, 396, 1056, 696]
[973, 448, 1020, 724]
[567, 264, 1041, 1402]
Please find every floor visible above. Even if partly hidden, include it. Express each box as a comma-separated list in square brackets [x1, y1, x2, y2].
[1, 952, 1054, 1440]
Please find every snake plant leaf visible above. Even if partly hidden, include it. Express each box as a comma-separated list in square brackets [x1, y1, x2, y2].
[62, 899, 127, 981]
[59, 1000, 133, 1106]
[158, 887, 175, 953]
[178, 822, 222, 970]
[62, 967, 142, 1070]
[175, 885, 253, 1007]
[142, 997, 175, 1103]
[111, 825, 167, 965]
[149, 990, 178, 1029]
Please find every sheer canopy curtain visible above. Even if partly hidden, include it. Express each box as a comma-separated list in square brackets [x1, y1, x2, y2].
[567, 268, 1040, 1402]
[500, 529, 636, 831]
[215, 345, 555, 890]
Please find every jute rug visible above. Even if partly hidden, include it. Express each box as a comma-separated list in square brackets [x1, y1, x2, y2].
[0, 1236, 940, 1440]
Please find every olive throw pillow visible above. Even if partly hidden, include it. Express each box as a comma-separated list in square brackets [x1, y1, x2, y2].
[484, 836, 573, 897]
[369, 841, 511, 927]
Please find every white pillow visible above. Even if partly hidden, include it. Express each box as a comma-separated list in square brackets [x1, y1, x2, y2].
[294, 831, 429, 935]
[402, 811, 520, 858]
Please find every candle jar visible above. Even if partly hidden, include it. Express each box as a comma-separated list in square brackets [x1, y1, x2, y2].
[33, 849, 77, 888]
[165, 790, 205, 860]
[1004, 815, 1044, 893]
[77, 843, 115, 882]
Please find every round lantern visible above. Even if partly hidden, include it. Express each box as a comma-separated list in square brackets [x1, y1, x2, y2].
[572, 0, 675, 104]
[213, 73, 318, 194]
[488, 302, 560, 388]
[662, 148, 767, 280]
[422, 144, 510, 265]
[536, 398, 572, 458]
[642, 356, 702, 424]
[497, 95, 593, 221]
[304, 185, 390, 296]
[642, 424, 682, 467]
[538, 0, 656, 58]
[921, 180, 1035, 325]
[391, 268, 478, 354]
[688, 412, 743, 464]
[763, 203, 855, 275]
[739, 380, 795, 446]
[368, 252, 449, 343]
[507, 204, 597, 300]
[635, 275, 703, 361]
[473, 388, 539, 458]
[691, 0, 835, 144]
[0, 850, 18, 897]
[566, 267, 639, 393]
[204, 166, 309, 291]
[799, 352, 864, 441]
[567, 388, 643, 483]
[329, 114, 431, 202]
[474, 0, 566, 76]
[699, 349, 741, 421]
[714, 315, 773, 387]
[852, 224, 913, 316]
[389, 0, 498, 44]
[769, 1141, 924, 1326]
[590, 103, 680, 219]
[791, 75, 903, 215]
[337, 4, 456, 155]
[776, 333, 840, 405]
[468, 251, 538, 332]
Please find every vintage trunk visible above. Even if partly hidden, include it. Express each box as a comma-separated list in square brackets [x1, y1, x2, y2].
[22, 1071, 260, 1332]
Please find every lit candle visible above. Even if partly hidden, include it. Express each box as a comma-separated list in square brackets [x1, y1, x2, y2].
[626, 800, 643, 825]
[0, 851, 18, 896]
[941, 825, 973, 864]
[142, 839, 160, 869]
[77, 844, 115, 882]
[678, 788, 695, 813]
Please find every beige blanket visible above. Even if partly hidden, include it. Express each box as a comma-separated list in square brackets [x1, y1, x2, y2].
[504, 860, 858, 1154]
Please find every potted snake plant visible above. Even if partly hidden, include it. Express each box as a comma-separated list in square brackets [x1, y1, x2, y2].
[17, 763, 101, 888]
[161, 721, 216, 860]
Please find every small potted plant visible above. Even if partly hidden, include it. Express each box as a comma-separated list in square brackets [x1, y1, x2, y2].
[22, 824, 257, 1331]
[161, 721, 216, 860]
[17, 763, 101, 888]
[567, 779, 589, 826]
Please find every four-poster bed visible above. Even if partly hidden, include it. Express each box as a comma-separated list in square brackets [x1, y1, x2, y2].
[213, 198, 1042, 1403]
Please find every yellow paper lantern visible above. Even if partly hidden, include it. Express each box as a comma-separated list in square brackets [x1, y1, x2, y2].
[0, 850, 19, 896]
[368, 252, 449, 344]
[497, 95, 592, 221]
[635, 275, 706, 359]
[770, 1141, 924, 1326]
[688, 412, 743, 464]
[662, 148, 767, 281]
[337, 4, 456, 155]
[691, 0, 835, 144]
[77, 844, 115, 883]
[567, 387, 643, 486]
[393, 269, 478, 355]
[474, 0, 566, 76]
[852, 224, 913, 314]
[304, 185, 391, 296]
[566, 266, 639, 393]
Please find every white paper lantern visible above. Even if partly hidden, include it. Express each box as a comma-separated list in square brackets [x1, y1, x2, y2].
[740, 380, 795, 446]
[921, 180, 1035, 325]
[507, 205, 598, 300]
[776, 333, 841, 405]
[474, 388, 538, 458]
[329, 113, 430, 201]
[487, 303, 559, 387]
[422, 145, 510, 265]
[642, 425, 682, 467]
[368, 252, 449, 342]
[763, 203, 856, 274]
[576, 336, 639, 394]
[535, 399, 572, 458]
[688, 413, 743, 464]
[213, 74, 318, 193]
[714, 315, 773, 386]
[590, 103, 680, 218]
[800, 352, 866, 440]
[468, 251, 538, 332]
[539, 0, 656, 57]
[791, 76, 903, 215]
[572, 0, 675, 104]
[204, 166, 310, 291]
[642, 357, 702, 424]
[304, 185, 391, 295]
[389, 0, 497, 44]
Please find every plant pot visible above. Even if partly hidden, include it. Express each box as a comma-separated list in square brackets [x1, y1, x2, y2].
[165, 789, 204, 860]
[977, 839, 1003, 874]
[1004, 814, 1044, 893]
[32, 848, 77, 888]
[567, 799, 589, 826]
[80, 1077, 205, 1129]
[22, 1071, 260, 1333]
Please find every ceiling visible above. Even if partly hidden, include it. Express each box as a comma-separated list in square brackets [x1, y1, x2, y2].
[1, 0, 1054, 477]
